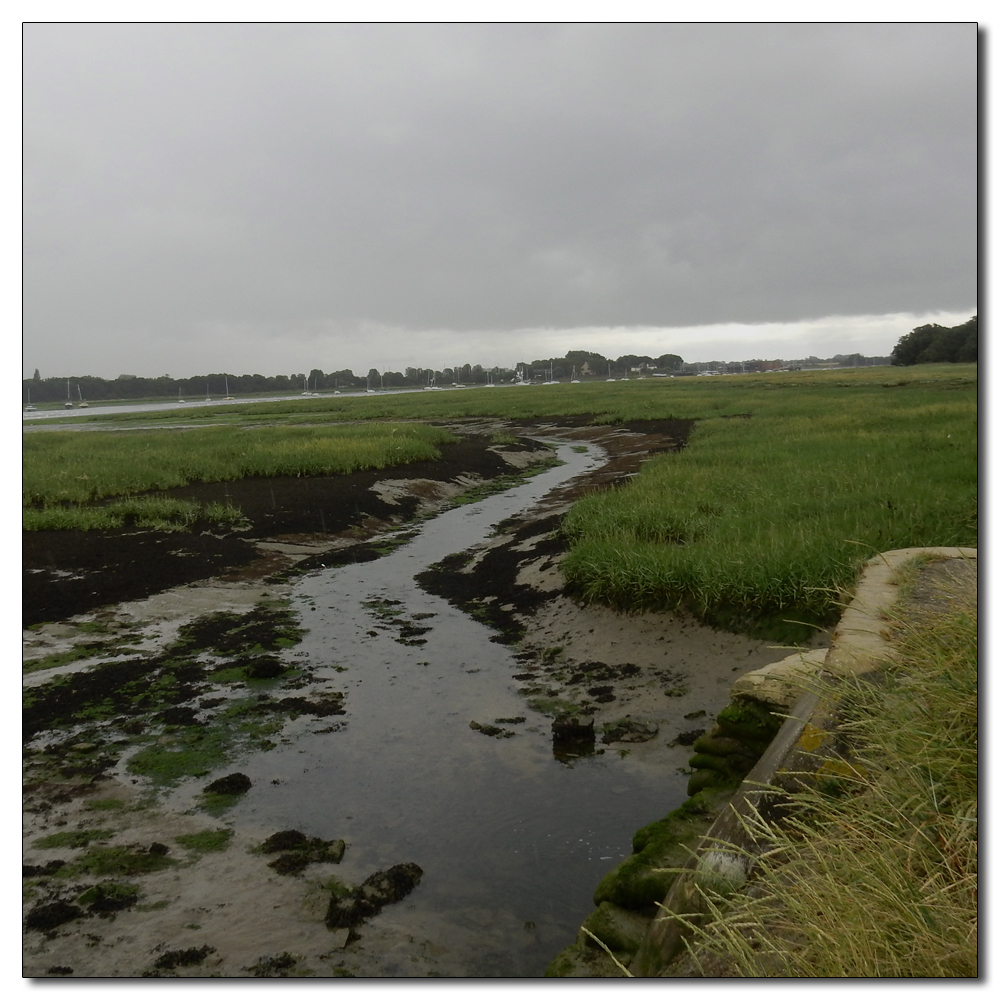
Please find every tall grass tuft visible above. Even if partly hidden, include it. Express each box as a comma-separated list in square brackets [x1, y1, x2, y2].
[670, 595, 978, 977]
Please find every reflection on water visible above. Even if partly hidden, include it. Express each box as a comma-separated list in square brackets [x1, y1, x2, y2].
[202, 442, 689, 975]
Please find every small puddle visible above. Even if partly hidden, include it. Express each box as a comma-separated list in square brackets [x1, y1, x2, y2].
[166, 441, 690, 975]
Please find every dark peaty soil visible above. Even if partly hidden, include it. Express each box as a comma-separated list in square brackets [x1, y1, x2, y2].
[22, 432, 545, 627]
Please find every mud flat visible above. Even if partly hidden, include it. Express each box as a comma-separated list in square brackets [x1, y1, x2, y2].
[23, 419, 823, 977]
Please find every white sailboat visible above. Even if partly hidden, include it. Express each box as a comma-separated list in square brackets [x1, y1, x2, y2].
[224, 375, 234, 400]
[570, 366, 580, 383]
[178, 384, 186, 403]
[64, 379, 74, 409]
[24, 387, 36, 411]
[77, 385, 89, 408]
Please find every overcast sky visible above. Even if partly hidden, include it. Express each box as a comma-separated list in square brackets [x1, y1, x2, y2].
[23, 22, 977, 378]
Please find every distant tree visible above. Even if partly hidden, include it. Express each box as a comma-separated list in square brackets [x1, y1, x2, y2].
[615, 355, 653, 370]
[654, 354, 684, 371]
[565, 350, 607, 366]
[891, 316, 977, 366]
[32, 369, 40, 381]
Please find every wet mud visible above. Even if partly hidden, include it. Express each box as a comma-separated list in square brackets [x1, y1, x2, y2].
[22, 431, 550, 627]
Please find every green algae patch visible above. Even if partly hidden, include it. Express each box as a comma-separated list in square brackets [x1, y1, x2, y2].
[526, 696, 582, 718]
[23, 602, 335, 805]
[33, 829, 111, 850]
[23, 644, 126, 676]
[545, 941, 630, 978]
[174, 829, 234, 853]
[196, 792, 247, 817]
[59, 846, 176, 879]
[126, 703, 283, 785]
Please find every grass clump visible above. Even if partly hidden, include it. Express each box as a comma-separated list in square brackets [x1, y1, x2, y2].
[670, 597, 978, 977]
[22, 497, 246, 532]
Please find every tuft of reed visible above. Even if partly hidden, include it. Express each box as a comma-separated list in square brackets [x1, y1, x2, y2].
[668, 595, 978, 977]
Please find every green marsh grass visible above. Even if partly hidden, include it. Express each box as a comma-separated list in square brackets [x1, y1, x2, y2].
[25, 368, 976, 638]
[23, 422, 455, 528]
[670, 594, 977, 977]
[43, 364, 975, 428]
[557, 372, 976, 638]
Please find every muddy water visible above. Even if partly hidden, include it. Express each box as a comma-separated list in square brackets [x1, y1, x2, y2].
[182, 443, 689, 976]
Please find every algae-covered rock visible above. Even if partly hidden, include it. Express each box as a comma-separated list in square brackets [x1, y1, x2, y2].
[325, 862, 423, 929]
[544, 941, 630, 978]
[631, 789, 731, 853]
[715, 698, 782, 743]
[261, 829, 346, 875]
[601, 718, 659, 744]
[203, 772, 252, 795]
[580, 902, 651, 956]
[691, 733, 746, 756]
[593, 789, 731, 910]
[687, 767, 740, 796]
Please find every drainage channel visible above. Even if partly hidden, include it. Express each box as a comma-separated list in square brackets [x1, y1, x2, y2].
[193, 440, 689, 976]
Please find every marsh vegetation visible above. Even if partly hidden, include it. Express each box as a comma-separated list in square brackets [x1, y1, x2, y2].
[666, 591, 978, 978]
[23, 423, 456, 531]
[28, 365, 975, 639]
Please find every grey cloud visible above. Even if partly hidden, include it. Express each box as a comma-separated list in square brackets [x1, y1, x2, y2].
[24, 23, 976, 371]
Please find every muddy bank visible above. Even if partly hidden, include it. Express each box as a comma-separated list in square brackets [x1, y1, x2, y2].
[22, 430, 551, 627]
[23, 418, 691, 628]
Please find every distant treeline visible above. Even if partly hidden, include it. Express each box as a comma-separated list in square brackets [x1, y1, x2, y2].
[22, 350, 687, 403]
[891, 316, 977, 366]
[25, 332, 939, 403]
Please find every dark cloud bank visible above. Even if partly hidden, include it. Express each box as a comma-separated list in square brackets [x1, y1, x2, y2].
[23, 23, 976, 376]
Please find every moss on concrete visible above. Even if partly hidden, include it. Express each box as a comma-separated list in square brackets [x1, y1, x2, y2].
[581, 901, 651, 955]
[592, 788, 732, 910]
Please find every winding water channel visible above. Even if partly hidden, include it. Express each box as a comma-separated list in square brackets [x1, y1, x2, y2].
[171, 441, 690, 975]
